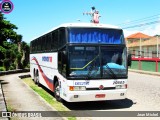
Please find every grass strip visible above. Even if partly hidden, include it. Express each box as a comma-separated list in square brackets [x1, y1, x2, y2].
[23, 78, 76, 120]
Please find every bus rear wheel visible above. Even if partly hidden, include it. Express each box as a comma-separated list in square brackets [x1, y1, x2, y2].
[34, 71, 40, 86]
[34, 72, 37, 84]
[36, 72, 40, 86]
[54, 82, 62, 102]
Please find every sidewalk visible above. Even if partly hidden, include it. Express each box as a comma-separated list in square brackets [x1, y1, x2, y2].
[0, 73, 63, 120]
[129, 69, 160, 76]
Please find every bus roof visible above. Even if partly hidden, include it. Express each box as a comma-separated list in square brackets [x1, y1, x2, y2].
[58, 23, 121, 29]
[31, 23, 121, 41]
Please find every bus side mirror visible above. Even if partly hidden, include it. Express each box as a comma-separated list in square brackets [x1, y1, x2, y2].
[128, 54, 132, 67]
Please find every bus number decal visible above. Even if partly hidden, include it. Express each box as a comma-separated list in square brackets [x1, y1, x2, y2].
[113, 81, 125, 85]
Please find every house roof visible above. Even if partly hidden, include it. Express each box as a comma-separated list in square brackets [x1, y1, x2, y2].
[126, 32, 151, 39]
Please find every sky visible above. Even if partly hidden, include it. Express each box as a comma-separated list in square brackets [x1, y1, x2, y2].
[1, 0, 160, 43]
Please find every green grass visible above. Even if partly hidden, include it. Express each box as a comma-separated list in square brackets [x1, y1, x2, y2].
[7, 104, 19, 120]
[7, 103, 15, 112]
[23, 78, 76, 120]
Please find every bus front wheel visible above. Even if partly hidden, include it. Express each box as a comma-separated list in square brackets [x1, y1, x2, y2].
[54, 82, 62, 102]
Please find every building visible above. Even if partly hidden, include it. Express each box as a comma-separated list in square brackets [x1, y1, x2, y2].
[126, 32, 160, 58]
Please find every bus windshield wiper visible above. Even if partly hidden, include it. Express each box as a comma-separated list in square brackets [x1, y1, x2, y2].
[86, 65, 99, 80]
[86, 55, 100, 80]
[104, 64, 117, 79]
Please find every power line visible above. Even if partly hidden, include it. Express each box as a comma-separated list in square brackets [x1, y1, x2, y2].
[117, 13, 160, 26]
[122, 20, 160, 29]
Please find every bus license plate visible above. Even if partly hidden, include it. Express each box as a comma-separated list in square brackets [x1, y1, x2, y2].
[95, 94, 105, 98]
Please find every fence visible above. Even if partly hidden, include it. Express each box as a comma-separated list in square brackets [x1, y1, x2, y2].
[131, 57, 160, 72]
[128, 35, 160, 72]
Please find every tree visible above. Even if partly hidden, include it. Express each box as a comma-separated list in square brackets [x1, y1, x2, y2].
[21, 41, 30, 68]
[2, 41, 18, 70]
[0, 12, 30, 70]
[0, 13, 18, 44]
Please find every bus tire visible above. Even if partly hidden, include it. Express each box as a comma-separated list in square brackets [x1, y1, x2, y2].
[36, 71, 40, 86]
[34, 71, 37, 84]
[54, 81, 62, 102]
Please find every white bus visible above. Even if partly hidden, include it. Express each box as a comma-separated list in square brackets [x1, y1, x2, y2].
[30, 23, 131, 102]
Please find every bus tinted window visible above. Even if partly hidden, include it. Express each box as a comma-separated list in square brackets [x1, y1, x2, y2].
[69, 28, 125, 44]
[58, 47, 67, 77]
[37, 38, 41, 51]
[46, 34, 51, 50]
[42, 36, 46, 51]
[51, 31, 58, 50]
[59, 28, 66, 48]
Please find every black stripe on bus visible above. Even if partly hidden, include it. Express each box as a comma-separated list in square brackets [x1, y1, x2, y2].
[86, 87, 115, 90]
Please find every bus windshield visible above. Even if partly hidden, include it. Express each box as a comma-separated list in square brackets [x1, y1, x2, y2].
[101, 46, 127, 79]
[68, 28, 125, 44]
[69, 46, 100, 78]
[68, 46, 127, 79]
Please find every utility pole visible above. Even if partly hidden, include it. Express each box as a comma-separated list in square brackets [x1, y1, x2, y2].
[156, 35, 159, 58]
[139, 37, 142, 58]
[83, 6, 101, 23]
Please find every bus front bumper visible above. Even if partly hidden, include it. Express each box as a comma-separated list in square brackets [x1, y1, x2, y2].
[65, 89, 127, 102]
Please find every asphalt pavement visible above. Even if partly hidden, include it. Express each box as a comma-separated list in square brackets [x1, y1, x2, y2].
[0, 69, 160, 120]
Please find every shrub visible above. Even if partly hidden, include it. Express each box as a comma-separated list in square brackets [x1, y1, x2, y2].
[0, 66, 5, 71]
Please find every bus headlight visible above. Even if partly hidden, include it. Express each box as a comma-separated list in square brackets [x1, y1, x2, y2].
[69, 86, 86, 91]
[116, 84, 127, 89]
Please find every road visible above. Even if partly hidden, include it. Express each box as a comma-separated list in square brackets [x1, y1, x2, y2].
[0, 72, 160, 120]
[63, 72, 160, 120]
[0, 73, 63, 120]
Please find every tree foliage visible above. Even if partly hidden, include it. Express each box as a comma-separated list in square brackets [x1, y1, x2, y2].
[0, 12, 30, 71]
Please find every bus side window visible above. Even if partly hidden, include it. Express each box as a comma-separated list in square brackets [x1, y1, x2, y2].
[46, 33, 51, 51]
[59, 28, 66, 48]
[58, 48, 67, 77]
[58, 51, 62, 73]
[34, 39, 38, 52]
[51, 32, 55, 50]
[62, 49, 67, 76]
[41, 36, 45, 51]
[48, 33, 52, 50]
[39, 37, 43, 52]
[37, 38, 41, 52]
[55, 30, 59, 50]
[51, 30, 58, 51]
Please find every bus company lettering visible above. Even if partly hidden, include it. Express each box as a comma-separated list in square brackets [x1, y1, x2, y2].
[42, 56, 52, 62]
[75, 82, 89, 86]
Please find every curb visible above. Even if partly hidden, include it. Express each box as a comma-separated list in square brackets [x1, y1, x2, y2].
[129, 69, 160, 76]
[0, 81, 9, 120]
[0, 69, 29, 76]
[0, 69, 29, 120]
[19, 74, 31, 79]
[19, 74, 67, 120]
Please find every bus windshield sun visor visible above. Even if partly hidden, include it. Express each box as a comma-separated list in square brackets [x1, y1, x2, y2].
[68, 28, 125, 44]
